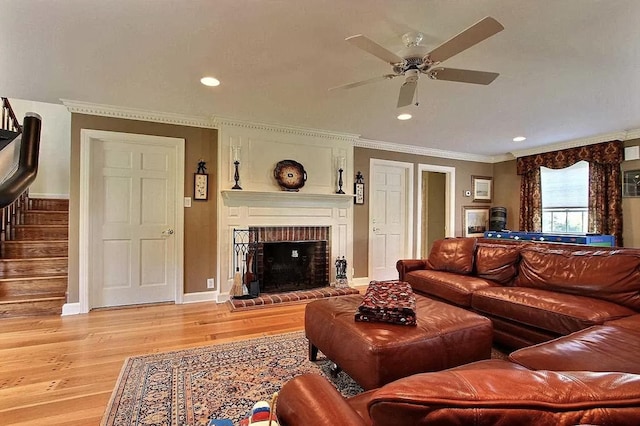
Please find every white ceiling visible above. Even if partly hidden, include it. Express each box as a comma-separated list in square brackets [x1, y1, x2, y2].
[2, 0, 639, 158]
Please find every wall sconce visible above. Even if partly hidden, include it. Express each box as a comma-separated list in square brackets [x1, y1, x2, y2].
[231, 146, 242, 190]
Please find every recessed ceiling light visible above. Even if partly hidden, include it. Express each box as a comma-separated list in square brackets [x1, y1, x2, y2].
[397, 113, 412, 120]
[200, 76, 220, 87]
[513, 136, 526, 142]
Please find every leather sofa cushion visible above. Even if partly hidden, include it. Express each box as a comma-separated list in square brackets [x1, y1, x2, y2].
[426, 237, 475, 274]
[606, 313, 640, 330]
[509, 323, 640, 374]
[514, 247, 640, 310]
[406, 269, 497, 307]
[472, 286, 636, 335]
[368, 359, 640, 425]
[475, 243, 520, 284]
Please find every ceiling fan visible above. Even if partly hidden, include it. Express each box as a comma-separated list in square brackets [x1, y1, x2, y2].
[331, 16, 504, 108]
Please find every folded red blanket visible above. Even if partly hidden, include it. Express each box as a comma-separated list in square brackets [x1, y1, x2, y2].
[355, 280, 417, 326]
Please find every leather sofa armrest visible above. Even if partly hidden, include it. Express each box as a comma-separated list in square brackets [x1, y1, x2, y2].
[396, 259, 427, 280]
[277, 374, 368, 426]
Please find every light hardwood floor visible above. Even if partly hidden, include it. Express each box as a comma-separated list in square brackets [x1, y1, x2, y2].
[0, 301, 307, 425]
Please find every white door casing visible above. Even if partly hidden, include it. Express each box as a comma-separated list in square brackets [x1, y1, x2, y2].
[416, 164, 456, 256]
[368, 159, 414, 281]
[79, 130, 184, 312]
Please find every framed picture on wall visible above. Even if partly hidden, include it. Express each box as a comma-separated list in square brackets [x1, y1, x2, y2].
[463, 206, 490, 237]
[194, 173, 208, 200]
[622, 169, 640, 197]
[472, 175, 493, 202]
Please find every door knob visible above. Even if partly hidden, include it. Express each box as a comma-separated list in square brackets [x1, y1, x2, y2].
[162, 229, 174, 236]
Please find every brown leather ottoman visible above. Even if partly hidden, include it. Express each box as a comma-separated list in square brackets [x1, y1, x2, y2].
[305, 294, 493, 390]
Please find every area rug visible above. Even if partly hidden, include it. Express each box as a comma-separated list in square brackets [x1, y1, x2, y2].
[227, 287, 360, 311]
[102, 331, 362, 426]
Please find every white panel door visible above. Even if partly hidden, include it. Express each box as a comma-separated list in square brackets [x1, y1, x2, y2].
[369, 161, 411, 281]
[91, 138, 177, 308]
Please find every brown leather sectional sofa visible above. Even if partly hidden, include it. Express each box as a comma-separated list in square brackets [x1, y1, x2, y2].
[276, 237, 640, 425]
[397, 237, 640, 349]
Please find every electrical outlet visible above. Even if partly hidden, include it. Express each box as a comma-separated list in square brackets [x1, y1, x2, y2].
[207, 278, 215, 289]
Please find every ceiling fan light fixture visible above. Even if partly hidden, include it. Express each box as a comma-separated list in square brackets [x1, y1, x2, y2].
[513, 136, 526, 142]
[200, 76, 221, 87]
[397, 113, 412, 120]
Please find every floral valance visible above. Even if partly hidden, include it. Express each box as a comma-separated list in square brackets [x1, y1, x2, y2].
[517, 140, 623, 175]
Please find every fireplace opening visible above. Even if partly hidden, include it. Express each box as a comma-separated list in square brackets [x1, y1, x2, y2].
[260, 240, 328, 293]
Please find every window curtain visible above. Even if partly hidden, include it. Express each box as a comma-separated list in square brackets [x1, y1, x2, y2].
[516, 140, 623, 246]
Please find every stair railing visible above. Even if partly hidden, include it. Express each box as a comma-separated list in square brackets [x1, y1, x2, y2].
[2, 97, 22, 133]
[0, 98, 41, 242]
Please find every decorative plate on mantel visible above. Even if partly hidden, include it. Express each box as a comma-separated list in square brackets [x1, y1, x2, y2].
[274, 160, 307, 191]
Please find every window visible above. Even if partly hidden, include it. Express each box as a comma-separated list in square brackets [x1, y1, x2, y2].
[540, 161, 589, 233]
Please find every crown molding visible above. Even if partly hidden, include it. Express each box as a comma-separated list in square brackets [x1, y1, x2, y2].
[61, 99, 215, 129]
[212, 115, 360, 143]
[624, 128, 640, 141]
[509, 128, 640, 158]
[354, 138, 499, 163]
[60, 99, 640, 162]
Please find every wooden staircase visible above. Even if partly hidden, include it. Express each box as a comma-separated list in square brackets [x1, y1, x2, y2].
[0, 198, 68, 317]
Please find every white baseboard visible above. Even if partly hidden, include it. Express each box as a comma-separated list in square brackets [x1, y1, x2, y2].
[351, 277, 371, 287]
[29, 193, 70, 199]
[62, 302, 81, 316]
[182, 291, 219, 304]
[216, 292, 231, 303]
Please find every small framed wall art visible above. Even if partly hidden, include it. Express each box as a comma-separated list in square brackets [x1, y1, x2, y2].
[354, 171, 365, 204]
[622, 169, 640, 197]
[463, 206, 489, 237]
[472, 175, 493, 202]
[194, 173, 208, 200]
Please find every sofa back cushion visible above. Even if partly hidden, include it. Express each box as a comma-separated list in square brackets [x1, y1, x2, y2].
[426, 238, 476, 275]
[475, 243, 520, 284]
[514, 247, 640, 311]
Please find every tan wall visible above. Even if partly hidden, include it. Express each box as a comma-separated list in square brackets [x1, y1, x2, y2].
[492, 140, 640, 248]
[68, 114, 218, 303]
[492, 159, 520, 231]
[353, 147, 494, 277]
[622, 139, 640, 248]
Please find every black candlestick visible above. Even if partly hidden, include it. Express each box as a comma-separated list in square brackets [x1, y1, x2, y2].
[336, 168, 345, 194]
[232, 160, 242, 190]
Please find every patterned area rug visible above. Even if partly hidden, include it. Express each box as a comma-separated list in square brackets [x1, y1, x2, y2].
[227, 287, 361, 311]
[102, 331, 362, 426]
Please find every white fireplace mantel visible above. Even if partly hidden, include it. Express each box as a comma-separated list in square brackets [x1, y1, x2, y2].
[221, 190, 354, 208]
[216, 118, 354, 302]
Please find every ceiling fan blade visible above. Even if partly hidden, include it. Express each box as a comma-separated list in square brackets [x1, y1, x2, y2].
[428, 67, 499, 85]
[329, 74, 397, 91]
[427, 17, 504, 64]
[346, 34, 404, 64]
[397, 80, 417, 108]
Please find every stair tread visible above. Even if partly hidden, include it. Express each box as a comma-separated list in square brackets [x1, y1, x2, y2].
[0, 275, 67, 282]
[0, 256, 69, 262]
[1, 240, 68, 244]
[0, 294, 66, 304]
[14, 224, 68, 227]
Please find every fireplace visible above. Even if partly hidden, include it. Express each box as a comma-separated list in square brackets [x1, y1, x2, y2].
[250, 226, 330, 293]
